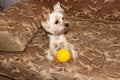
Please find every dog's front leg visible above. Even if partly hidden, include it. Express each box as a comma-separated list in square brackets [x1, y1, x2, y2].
[66, 43, 78, 61]
[47, 47, 59, 63]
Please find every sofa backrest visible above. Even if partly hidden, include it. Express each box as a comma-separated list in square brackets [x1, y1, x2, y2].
[22, 0, 120, 21]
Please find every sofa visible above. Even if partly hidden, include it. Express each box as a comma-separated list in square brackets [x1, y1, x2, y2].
[0, 0, 120, 80]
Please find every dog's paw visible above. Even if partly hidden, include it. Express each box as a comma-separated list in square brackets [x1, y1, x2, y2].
[46, 50, 54, 61]
[71, 49, 78, 60]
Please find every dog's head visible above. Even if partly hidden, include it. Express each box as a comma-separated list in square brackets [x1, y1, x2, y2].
[41, 2, 69, 35]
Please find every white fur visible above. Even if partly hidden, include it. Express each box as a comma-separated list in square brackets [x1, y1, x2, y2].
[41, 2, 78, 61]
[47, 34, 77, 61]
[54, 2, 64, 12]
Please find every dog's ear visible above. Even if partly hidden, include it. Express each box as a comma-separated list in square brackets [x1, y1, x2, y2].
[53, 2, 64, 12]
[41, 11, 49, 22]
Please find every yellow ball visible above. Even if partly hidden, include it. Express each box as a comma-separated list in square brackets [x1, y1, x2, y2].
[56, 49, 70, 62]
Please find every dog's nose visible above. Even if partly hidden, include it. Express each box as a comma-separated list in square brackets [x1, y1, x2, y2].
[64, 23, 69, 27]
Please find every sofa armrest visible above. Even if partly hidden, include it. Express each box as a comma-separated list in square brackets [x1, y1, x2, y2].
[0, 1, 42, 51]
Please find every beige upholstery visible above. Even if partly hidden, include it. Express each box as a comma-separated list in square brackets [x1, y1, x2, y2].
[0, 0, 120, 80]
[0, 1, 42, 51]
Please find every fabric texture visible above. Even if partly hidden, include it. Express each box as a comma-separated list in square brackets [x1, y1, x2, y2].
[0, 1, 44, 51]
[0, 0, 120, 80]
[37, 0, 120, 21]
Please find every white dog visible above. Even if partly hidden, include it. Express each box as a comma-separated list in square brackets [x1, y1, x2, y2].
[41, 2, 78, 62]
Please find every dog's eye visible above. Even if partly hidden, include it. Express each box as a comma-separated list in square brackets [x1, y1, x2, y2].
[55, 20, 59, 24]
[62, 17, 64, 20]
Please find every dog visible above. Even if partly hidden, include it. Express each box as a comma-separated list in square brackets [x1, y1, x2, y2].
[41, 2, 78, 62]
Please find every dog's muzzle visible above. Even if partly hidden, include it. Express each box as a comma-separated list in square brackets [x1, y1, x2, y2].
[57, 23, 70, 35]
[56, 27, 70, 35]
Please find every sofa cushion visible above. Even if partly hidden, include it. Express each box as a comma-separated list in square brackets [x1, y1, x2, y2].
[0, 1, 45, 51]
[0, 16, 120, 80]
